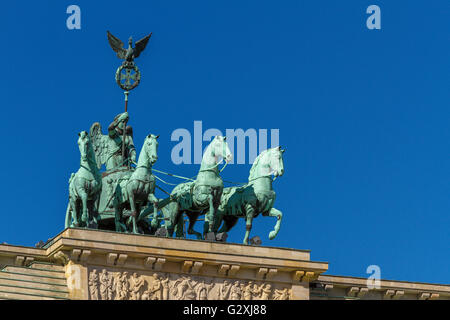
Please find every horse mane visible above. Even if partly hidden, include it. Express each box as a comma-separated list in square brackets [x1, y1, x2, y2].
[86, 136, 99, 168]
[203, 136, 215, 154]
[248, 148, 271, 181]
[200, 136, 218, 165]
[78, 132, 100, 171]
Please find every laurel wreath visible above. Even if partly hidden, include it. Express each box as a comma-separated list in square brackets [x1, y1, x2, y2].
[115, 64, 141, 91]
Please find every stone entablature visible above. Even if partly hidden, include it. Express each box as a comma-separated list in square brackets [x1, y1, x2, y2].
[1, 228, 328, 300]
[311, 275, 450, 300]
[1, 228, 449, 300]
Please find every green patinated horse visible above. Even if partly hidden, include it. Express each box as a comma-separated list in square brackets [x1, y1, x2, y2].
[65, 131, 102, 228]
[113, 134, 159, 234]
[161, 136, 232, 239]
[212, 146, 285, 244]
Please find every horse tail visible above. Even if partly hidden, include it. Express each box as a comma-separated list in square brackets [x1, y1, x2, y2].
[68, 173, 75, 184]
[65, 202, 72, 229]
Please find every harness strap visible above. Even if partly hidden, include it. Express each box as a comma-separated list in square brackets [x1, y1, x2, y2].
[152, 169, 195, 181]
[248, 175, 276, 183]
[154, 174, 179, 186]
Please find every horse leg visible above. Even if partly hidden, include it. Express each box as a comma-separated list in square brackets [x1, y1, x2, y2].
[243, 204, 255, 245]
[130, 199, 139, 234]
[161, 201, 177, 237]
[91, 196, 99, 226]
[174, 210, 185, 238]
[86, 199, 94, 228]
[268, 208, 282, 240]
[79, 190, 88, 227]
[91, 183, 101, 226]
[114, 205, 121, 232]
[203, 194, 215, 238]
[218, 216, 238, 233]
[175, 220, 184, 238]
[169, 205, 185, 239]
[148, 193, 159, 229]
[114, 192, 127, 232]
[69, 197, 79, 227]
[211, 207, 229, 234]
[134, 204, 142, 234]
[211, 210, 223, 234]
[186, 212, 202, 240]
[210, 188, 222, 233]
[127, 182, 139, 234]
[160, 205, 172, 236]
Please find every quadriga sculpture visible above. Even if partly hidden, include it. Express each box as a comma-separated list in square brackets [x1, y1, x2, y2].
[160, 136, 232, 239]
[113, 134, 159, 234]
[212, 146, 285, 244]
[65, 131, 102, 228]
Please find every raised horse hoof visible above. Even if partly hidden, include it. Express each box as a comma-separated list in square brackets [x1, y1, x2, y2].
[269, 231, 277, 240]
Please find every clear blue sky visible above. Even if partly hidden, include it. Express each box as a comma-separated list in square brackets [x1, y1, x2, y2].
[1, 1, 449, 284]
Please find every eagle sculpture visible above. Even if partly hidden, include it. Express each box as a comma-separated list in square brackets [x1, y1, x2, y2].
[107, 31, 152, 64]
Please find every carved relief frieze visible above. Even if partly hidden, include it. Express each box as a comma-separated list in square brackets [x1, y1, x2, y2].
[87, 267, 292, 300]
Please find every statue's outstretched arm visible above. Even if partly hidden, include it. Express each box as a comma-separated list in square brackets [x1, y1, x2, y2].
[108, 112, 129, 137]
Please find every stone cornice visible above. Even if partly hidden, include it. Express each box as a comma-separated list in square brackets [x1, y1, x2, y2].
[317, 274, 450, 297]
[51, 229, 327, 282]
[1, 229, 329, 286]
[2, 229, 449, 300]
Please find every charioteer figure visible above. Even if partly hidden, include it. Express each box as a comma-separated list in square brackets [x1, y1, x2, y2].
[89, 111, 136, 171]
[106, 111, 136, 170]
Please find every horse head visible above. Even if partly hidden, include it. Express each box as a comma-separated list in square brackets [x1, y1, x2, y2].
[270, 146, 285, 177]
[78, 131, 90, 162]
[143, 134, 159, 166]
[209, 135, 232, 164]
[249, 146, 285, 181]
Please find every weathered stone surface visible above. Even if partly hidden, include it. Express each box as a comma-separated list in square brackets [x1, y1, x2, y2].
[311, 275, 450, 300]
[0, 261, 69, 300]
[1, 228, 449, 300]
[0, 229, 326, 300]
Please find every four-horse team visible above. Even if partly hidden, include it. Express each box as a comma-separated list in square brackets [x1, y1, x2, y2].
[66, 112, 285, 245]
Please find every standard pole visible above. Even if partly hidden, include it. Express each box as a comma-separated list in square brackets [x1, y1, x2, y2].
[122, 91, 129, 167]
